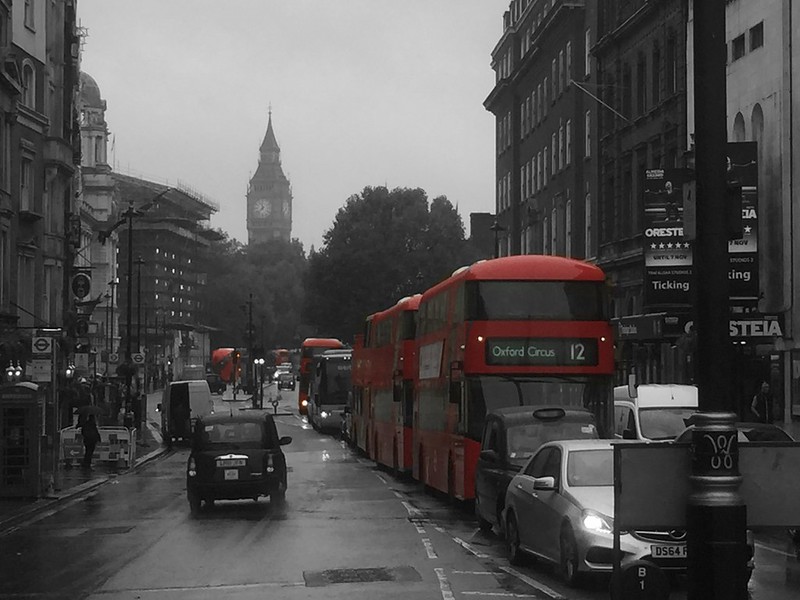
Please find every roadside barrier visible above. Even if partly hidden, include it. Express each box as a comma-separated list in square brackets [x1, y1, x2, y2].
[60, 426, 137, 468]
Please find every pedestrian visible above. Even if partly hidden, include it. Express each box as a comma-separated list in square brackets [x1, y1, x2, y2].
[80, 414, 101, 469]
[750, 381, 774, 424]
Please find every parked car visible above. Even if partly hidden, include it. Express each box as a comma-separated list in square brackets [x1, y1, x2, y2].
[186, 412, 292, 513]
[276, 370, 296, 391]
[474, 406, 599, 534]
[613, 384, 698, 441]
[205, 373, 226, 394]
[503, 439, 687, 586]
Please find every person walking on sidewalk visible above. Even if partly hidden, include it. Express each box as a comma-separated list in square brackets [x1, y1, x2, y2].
[750, 381, 774, 424]
[81, 414, 101, 469]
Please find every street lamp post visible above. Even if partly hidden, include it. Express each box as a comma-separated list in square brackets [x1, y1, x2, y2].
[253, 357, 265, 409]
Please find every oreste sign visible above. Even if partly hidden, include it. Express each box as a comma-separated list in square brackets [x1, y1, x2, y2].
[486, 338, 598, 366]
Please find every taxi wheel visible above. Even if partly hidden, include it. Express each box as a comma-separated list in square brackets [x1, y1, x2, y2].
[506, 513, 526, 566]
[560, 525, 581, 587]
[188, 491, 201, 514]
[272, 489, 286, 505]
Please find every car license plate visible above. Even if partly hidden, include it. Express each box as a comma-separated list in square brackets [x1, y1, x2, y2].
[651, 544, 687, 558]
[224, 469, 239, 480]
[217, 459, 246, 467]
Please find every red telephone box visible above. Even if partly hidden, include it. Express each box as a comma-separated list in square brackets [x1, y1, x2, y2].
[0, 382, 43, 497]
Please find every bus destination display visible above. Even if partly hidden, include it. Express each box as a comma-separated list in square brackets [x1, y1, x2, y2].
[486, 338, 599, 366]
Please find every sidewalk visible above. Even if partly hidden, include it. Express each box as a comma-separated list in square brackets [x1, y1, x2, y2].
[0, 389, 168, 534]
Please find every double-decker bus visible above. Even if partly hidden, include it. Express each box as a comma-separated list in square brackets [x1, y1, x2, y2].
[413, 255, 614, 501]
[365, 295, 421, 473]
[298, 337, 344, 415]
[308, 349, 353, 432]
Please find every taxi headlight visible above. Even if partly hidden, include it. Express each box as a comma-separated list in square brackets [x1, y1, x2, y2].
[582, 510, 613, 534]
[321, 411, 329, 419]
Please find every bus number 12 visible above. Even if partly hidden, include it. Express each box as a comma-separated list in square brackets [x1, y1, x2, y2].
[570, 343, 586, 361]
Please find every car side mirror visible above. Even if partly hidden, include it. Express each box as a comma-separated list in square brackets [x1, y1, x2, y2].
[279, 435, 292, 446]
[156, 403, 162, 412]
[622, 428, 637, 440]
[533, 476, 556, 491]
[479, 449, 498, 463]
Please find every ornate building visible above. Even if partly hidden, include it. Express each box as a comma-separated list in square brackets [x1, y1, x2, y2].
[246, 112, 292, 244]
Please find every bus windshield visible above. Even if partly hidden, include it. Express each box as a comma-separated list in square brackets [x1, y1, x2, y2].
[466, 281, 607, 321]
[318, 359, 352, 405]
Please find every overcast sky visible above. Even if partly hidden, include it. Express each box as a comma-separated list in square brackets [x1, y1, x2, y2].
[78, 1, 509, 250]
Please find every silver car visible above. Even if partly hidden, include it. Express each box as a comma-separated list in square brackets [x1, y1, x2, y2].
[503, 439, 686, 585]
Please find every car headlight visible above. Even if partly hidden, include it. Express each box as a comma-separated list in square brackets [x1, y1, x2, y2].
[582, 510, 613, 534]
[321, 411, 329, 419]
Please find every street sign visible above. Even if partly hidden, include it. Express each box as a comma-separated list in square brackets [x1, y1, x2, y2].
[75, 317, 89, 337]
[131, 352, 145, 365]
[30, 359, 52, 383]
[108, 352, 119, 364]
[32, 336, 54, 355]
[71, 272, 92, 299]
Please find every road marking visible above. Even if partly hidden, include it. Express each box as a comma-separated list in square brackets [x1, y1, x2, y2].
[401, 501, 423, 517]
[375, 473, 388, 484]
[393, 491, 404, 499]
[461, 593, 539, 598]
[434, 567, 455, 599]
[499, 566, 566, 600]
[453, 536, 489, 558]
[451, 571, 494, 575]
[423, 537, 438, 558]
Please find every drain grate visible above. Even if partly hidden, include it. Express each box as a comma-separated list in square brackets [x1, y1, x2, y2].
[303, 566, 420, 587]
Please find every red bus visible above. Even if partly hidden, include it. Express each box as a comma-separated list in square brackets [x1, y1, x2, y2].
[350, 327, 372, 452]
[298, 338, 344, 415]
[413, 255, 614, 501]
[362, 295, 421, 473]
[273, 348, 290, 366]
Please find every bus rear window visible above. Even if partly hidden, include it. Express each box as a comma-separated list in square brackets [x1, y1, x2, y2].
[466, 281, 607, 321]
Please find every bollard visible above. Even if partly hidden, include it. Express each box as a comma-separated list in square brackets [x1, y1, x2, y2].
[686, 412, 748, 599]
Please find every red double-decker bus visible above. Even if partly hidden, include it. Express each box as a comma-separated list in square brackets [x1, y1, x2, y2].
[358, 295, 421, 472]
[413, 255, 614, 501]
[298, 338, 344, 415]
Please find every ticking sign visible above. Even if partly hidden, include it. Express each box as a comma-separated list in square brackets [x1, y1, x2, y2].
[131, 352, 145, 365]
[32, 336, 54, 355]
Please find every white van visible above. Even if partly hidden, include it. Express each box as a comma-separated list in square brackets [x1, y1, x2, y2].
[160, 380, 215, 445]
[613, 383, 698, 441]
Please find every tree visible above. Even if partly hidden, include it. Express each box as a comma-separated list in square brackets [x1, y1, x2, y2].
[303, 186, 474, 341]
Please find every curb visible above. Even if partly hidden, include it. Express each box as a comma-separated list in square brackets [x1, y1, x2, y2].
[0, 444, 170, 535]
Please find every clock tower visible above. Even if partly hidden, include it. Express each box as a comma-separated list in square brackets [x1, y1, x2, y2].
[247, 110, 292, 245]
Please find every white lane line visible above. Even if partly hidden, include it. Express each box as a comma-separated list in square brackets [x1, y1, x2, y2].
[755, 541, 798, 558]
[401, 501, 423, 517]
[423, 538, 439, 559]
[413, 522, 427, 534]
[375, 473, 388, 484]
[499, 566, 566, 600]
[453, 536, 489, 558]
[461, 593, 538, 598]
[451, 571, 494, 575]
[434, 567, 456, 600]
[393, 491, 404, 499]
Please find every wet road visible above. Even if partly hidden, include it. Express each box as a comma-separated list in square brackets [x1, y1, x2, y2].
[1, 384, 798, 599]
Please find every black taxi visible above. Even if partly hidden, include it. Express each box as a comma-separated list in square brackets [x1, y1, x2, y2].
[186, 412, 292, 513]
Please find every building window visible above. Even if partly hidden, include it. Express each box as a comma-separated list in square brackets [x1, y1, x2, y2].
[22, 64, 35, 108]
[24, 0, 35, 30]
[551, 59, 557, 100]
[637, 53, 647, 115]
[543, 77, 548, 115]
[542, 217, 549, 254]
[566, 120, 572, 166]
[532, 155, 538, 193]
[532, 90, 537, 126]
[537, 152, 543, 191]
[20, 156, 32, 212]
[584, 111, 591, 157]
[666, 34, 677, 94]
[622, 63, 632, 118]
[732, 34, 746, 61]
[559, 49, 566, 93]
[585, 193, 593, 258]
[551, 135, 557, 175]
[565, 199, 572, 257]
[551, 208, 557, 255]
[0, 227, 7, 306]
[559, 124, 565, 170]
[16, 253, 34, 327]
[750, 22, 764, 51]
[652, 42, 661, 105]
[566, 42, 572, 86]
[543, 147, 548, 187]
[584, 28, 591, 77]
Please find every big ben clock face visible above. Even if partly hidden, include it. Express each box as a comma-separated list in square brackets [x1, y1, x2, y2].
[254, 199, 271, 217]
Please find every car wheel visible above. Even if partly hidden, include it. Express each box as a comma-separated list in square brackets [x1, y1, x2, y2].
[188, 490, 201, 514]
[495, 503, 506, 538]
[560, 525, 581, 586]
[272, 487, 286, 505]
[506, 512, 526, 565]
[474, 493, 493, 532]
